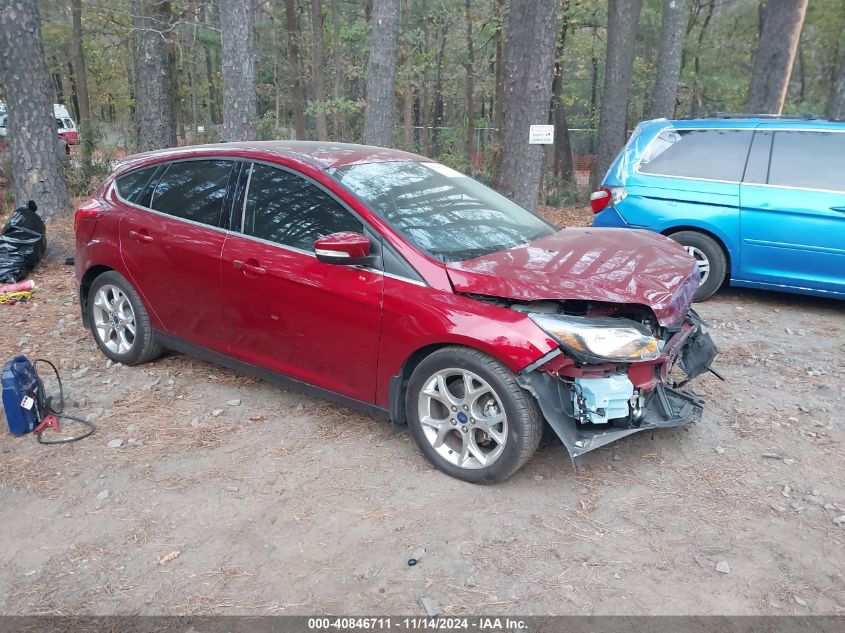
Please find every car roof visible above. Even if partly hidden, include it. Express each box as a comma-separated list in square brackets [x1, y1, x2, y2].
[118, 140, 429, 172]
[639, 116, 845, 131]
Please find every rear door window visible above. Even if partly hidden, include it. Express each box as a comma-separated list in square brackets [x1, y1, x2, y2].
[638, 129, 753, 182]
[150, 159, 235, 227]
[241, 163, 362, 251]
[767, 131, 845, 192]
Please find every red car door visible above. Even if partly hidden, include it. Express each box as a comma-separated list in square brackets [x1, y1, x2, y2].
[118, 158, 237, 352]
[220, 162, 383, 403]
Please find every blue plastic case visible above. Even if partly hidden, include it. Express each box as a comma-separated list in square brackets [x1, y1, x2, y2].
[1, 355, 41, 435]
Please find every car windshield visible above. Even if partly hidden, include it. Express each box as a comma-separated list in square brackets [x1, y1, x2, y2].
[331, 161, 555, 262]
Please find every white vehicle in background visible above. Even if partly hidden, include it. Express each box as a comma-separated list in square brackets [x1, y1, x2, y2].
[0, 102, 74, 155]
[54, 104, 79, 145]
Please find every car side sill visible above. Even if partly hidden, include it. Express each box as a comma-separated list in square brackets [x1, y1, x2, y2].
[728, 278, 845, 298]
[153, 331, 390, 421]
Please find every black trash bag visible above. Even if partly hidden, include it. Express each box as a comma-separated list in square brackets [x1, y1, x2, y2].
[0, 200, 47, 283]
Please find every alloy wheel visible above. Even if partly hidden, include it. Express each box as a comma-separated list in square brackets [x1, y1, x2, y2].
[92, 284, 137, 355]
[417, 368, 508, 470]
[684, 245, 711, 284]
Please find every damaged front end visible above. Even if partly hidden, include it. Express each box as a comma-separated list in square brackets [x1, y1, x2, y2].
[516, 308, 719, 461]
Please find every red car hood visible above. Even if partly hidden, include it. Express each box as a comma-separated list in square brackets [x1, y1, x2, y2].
[445, 228, 699, 326]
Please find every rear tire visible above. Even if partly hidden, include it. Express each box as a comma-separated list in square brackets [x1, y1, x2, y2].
[87, 271, 162, 366]
[668, 230, 727, 301]
[405, 346, 542, 484]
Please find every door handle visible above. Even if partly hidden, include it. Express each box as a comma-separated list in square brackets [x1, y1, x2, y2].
[830, 206, 845, 213]
[233, 259, 266, 276]
[128, 229, 154, 243]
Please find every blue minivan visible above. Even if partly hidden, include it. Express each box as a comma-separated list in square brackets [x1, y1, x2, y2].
[592, 116, 845, 301]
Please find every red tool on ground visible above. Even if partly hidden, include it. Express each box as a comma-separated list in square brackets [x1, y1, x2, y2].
[33, 414, 61, 434]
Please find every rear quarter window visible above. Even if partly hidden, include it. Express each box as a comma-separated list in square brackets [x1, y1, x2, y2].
[638, 129, 753, 182]
[115, 166, 158, 203]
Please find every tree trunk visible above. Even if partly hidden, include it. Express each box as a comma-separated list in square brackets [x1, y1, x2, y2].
[419, 0, 432, 156]
[200, 0, 221, 125]
[168, 35, 182, 142]
[403, 52, 414, 150]
[363, 0, 400, 147]
[551, 18, 574, 184]
[189, 0, 199, 137]
[495, 0, 560, 213]
[687, 0, 713, 117]
[552, 93, 574, 184]
[50, 55, 65, 104]
[221, 0, 256, 141]
[0, 0, 71, 218]
[491, 0, 505, 179]
[203, 44, 220, 124]
[401, 1, 414, 152]
[463, 0, 475, 162]
[648, 0, 686, 119]
[797, 43, 805, 102]
[311, 0, 329, 140]
[285, 0, 306, 139]
[330, 0, 345, 138]
[66, 60, 81, 128]
[589, 26, 599, 131]
[745, 0, 809, 114]
[829, 45, 845, 120]
[70, 0, 91, 162]
[131, 0, 177, 151]
[431, 20, 447, 155]
[591, 0, 643, 189]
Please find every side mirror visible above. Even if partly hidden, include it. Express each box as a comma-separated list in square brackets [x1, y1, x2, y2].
[314, 231, 371, 265]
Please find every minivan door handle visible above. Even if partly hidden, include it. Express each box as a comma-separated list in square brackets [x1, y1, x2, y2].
[830, 206, 845, 213]
[128, 229, 154, 243]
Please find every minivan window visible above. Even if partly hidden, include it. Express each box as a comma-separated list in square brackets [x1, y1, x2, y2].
[115, 166, 158, 203]
[638, 129, 753, 182]
[742, 131, 772, 184]
[768, 131, 845, 192]
[242, 163, 363, 250]
[151, 160, 235, 226]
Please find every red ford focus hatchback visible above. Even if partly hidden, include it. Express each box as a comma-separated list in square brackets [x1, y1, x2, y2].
[75, 141, 718, 483]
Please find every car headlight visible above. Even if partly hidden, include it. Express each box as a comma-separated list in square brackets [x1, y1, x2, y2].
[529, 314, 661, 362]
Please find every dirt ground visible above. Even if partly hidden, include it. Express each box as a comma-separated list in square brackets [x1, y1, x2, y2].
[0, 209, 843, 616]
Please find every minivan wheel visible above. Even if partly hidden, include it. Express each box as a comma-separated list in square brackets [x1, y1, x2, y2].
[405, 347, 542, 484]
[668, 231, 727, 301]
[87, 271, 162, 365]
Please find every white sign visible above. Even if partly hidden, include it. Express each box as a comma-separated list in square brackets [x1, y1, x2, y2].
[528, 124, 555, 145]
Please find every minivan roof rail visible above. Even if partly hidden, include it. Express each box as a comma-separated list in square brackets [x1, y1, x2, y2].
[704, 112, 823, 120]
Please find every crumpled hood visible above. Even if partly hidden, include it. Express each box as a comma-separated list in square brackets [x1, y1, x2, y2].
[446, 228, 699, 326]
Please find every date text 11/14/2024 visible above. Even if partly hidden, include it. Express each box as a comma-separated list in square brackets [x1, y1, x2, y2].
[307, 617, 528, 630]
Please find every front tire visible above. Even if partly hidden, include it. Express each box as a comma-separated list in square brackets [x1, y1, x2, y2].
[87, 271, 162, 366]
[405, 347, 542, 484]
[669, 230, 727, 301]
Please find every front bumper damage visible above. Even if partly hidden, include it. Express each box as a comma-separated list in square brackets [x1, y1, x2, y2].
[518, 314, 718, 461]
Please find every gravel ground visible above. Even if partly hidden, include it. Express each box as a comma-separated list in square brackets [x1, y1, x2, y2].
[0, 211, 843, 616]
